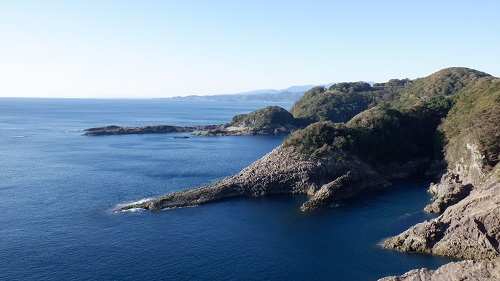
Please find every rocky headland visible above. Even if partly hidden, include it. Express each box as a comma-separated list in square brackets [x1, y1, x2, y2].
[110, 68, 500, 279]
[117, 146, 393, 212]
[380, 72, 500, 278]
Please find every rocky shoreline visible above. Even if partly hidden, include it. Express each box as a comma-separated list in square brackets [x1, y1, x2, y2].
[382, 168, 500, 260]
[83, 124, 297, 136]
[83, 124, 220, 136]
[380, 258, 500, 280]
[108, 68, 500, 279]
[116, 145, 436, 212]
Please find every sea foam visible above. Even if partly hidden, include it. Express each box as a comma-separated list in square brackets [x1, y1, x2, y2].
[114, 198, 154, 213]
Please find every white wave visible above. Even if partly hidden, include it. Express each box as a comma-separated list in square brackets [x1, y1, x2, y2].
[114, 197, 154, 213]
[117, 207, 144, 213]
[12, 135, 26, 138]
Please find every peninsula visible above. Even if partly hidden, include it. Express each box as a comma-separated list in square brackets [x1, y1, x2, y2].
[110, 67, 499, 278]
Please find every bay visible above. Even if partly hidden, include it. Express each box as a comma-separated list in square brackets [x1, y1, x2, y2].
[0, 98, 452, 280]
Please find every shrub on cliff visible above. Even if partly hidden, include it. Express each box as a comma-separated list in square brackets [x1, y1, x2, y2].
[438, 77, 500, 170]
[290, 85, 373, 124]
[289, 68, 489, 127]
[284, 101, 453, 165]
[229, 106, 297, 128]
[283, 121, 349, 158]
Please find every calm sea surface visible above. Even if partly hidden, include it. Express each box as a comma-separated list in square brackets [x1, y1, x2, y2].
[0, 98, 452, 280]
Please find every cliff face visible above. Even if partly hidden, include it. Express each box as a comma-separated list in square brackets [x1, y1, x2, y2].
[117, 68, 498, 217]
[382, 77, 500, 272]
[383, 167, 500, 259]
[109, 67, 500, 278]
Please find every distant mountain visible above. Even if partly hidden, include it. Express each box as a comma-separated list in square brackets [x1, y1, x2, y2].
[231, 89, 279, 96]
[166, 81, 376, 102]
[168, 84, 333, 102]
[168, 91, 304, 102]
[279, 85, 315, 93]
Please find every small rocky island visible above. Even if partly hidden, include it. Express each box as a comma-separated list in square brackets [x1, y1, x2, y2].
[83, 124, 220, 136]
[106, 68, 500, 279]
[83, 106, 300, 137]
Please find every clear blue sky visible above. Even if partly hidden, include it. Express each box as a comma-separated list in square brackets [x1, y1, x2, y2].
[1, 0, 499, 98]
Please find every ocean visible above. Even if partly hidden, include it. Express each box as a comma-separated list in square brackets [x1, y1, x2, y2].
[0, 98, 452, 280]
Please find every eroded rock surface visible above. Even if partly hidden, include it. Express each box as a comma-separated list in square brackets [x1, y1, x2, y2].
[379, 258, 500, 281]
[383, 169, 500, 260]
[193, 124, 298, 136]
[117, 146, 390, 212]
[424, 172, 473, 213]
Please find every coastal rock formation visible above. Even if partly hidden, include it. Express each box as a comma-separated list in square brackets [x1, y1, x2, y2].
[379, 258, 500, 281]
[83, 125, 221, 136]
[193, 124, 298, 136]
[117, 146, 390, 212]
[194, 106, 300, 136]
[383, 167, 500, 260]
[84, 123, 297, 137]
[424, 172, 473, 213]
[84, 106, 300, 137]
[383, 74, 499, 264]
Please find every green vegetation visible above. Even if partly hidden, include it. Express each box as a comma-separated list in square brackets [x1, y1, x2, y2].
[284, 103, 450, 164]
[283, 67, 498, 171]
[223, 67, 498, 173]
[229, 106, 297, 128]
[438, 77, 500, 169]
[290, 67, 490, 125]
[290, 85, 372, 123]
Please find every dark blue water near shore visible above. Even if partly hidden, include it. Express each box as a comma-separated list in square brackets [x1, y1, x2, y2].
[0, 98, 452, 280]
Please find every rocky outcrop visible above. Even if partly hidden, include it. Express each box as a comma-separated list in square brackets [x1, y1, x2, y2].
[379, 258, 500, 281]
[117, 146, 390, 212]
[84, 124, 297, 137]
[300, 172, 355, 211]
[83, 125, 221, 136]
[383, 167, 500, 260]
[193, 124, 298, 136]
[424, 172, 473, 213]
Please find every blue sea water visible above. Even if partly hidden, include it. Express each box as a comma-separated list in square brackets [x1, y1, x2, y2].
[0, 98, 453, 281]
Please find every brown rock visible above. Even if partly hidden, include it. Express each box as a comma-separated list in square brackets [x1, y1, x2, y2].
[383, 169, 500, 260]
[379, 258, 500, 281]
[424, 172, 473, 213]
[117, 146, 389, 212]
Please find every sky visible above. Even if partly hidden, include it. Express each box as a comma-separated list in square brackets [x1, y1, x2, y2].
[1, 0, 499, 98]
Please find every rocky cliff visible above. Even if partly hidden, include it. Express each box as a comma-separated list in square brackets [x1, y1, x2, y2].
[108, 68, 500, 278]
[383, 167, 500, 259]
[383, 76, 500, 259]
[380, 75, 499, 278]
